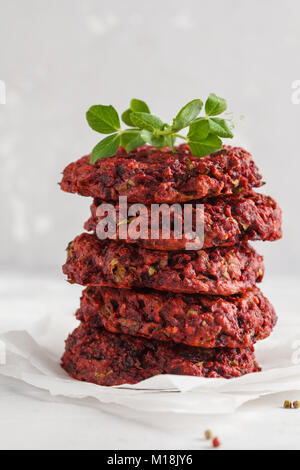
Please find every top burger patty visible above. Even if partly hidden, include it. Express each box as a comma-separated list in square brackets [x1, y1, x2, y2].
[60, 145, 263, 204]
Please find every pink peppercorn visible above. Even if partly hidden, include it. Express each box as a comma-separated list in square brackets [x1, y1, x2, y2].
[212, 437, 221, 448]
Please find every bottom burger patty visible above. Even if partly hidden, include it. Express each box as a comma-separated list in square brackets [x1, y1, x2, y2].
[76, 286, 277, 348]
[61, 324, 261, 386]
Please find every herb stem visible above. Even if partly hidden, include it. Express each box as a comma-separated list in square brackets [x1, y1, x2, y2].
[156, 129, 187, 140]
[119, 129, 140, 134]
[173, 134, 188, 141]
[155, 127, 175, 136]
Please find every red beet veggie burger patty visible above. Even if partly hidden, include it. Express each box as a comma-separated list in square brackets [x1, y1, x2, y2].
[63, 233, 264, 296]
[85, 192, 282, 251]
[76, 286, 277, 349]
[60, 145, 263, 204]
[61, 324, 261, 386]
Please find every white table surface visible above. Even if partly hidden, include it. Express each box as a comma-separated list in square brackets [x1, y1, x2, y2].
[0, 274, 300, 450]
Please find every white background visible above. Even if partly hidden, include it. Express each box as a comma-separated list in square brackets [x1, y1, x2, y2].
[0, 0, 300, 451]
[0, 0, 299, 277]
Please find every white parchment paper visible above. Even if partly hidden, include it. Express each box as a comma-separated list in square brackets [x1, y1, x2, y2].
[0, 312, 299, 415]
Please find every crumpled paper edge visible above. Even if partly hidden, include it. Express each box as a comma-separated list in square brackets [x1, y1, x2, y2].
[1, 328, 300, 414]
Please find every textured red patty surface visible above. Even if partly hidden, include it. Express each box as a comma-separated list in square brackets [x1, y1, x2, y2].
[77, 286, 277, 348]
[60, 145, 263, 204]
[86, 192, 282, 251]
[63, 233, 264, 295]
[61, 324, 261, 386]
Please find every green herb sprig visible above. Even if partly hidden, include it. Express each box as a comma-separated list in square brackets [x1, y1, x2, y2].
[86, 94, 233, 164]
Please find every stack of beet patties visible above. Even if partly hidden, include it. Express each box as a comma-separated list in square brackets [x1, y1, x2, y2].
[60, 145, 282, 386]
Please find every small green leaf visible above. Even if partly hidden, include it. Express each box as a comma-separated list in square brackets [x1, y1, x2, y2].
[130, 112, 165, 132]
[121, 109, 134, 127]
[172, 99, 203, 131]
[205, 93, 227, 116]
[121, 131, 145, 152]
[188, 119, 210, 141]
[140, 130, 167, 148]
[121, 99, 150, 127]
[90, 134, 121, 163]
[87, 105, 121, 134]
[130, 99, 150, 113]
[208, 118, 233, 138]
[188, 134, 222, 158]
